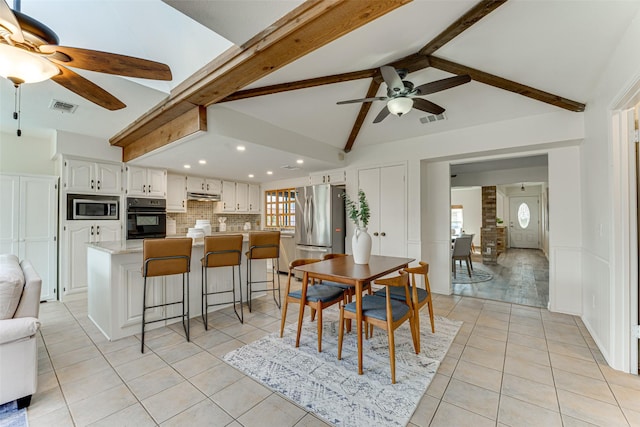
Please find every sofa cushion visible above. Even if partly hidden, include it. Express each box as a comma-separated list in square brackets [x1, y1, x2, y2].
[0, 254, 25, 320]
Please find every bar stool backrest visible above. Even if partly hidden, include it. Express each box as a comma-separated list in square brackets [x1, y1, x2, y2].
[143, 238, 192, 277]
[203, 235, 243, 267]
[247, 231, 280, 260]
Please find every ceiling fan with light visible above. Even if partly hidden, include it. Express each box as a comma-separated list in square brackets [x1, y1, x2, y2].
[337, 65, 470, 123]
[0, 0, 172, 114]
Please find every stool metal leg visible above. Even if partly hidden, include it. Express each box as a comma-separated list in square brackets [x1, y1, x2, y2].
[141, 276, 147, 353]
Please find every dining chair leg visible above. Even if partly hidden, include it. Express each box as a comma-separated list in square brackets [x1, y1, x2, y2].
[317, 303, 323, 352]
[427, 297, 435, 333]
[337, 306, 345, 360]
[413, 308, 421, 353]
[387, 326, 396, 384]
[280, 297, 289, 337]
[465, 259, 471, 276]
[452, 261, 456, 279]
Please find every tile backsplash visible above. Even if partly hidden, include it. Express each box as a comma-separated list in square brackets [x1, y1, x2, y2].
[168, 200, 261, 235]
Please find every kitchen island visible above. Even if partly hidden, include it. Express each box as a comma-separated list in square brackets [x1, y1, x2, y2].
[87, 234, 267, 341]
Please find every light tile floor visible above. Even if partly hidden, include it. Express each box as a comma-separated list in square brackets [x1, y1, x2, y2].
[26, 276, 640, 426]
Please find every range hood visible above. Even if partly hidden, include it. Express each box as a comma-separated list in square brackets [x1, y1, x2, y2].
[187, 192, 221, 202]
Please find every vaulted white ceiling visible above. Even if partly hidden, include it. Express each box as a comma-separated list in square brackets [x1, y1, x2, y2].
[1, 0, 639, 183]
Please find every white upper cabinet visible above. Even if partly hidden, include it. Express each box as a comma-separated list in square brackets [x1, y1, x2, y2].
[248, 184, 260, 213]
[64, 158, 122, 194]
[220, 180, 237, 212]
[236, 182, 248, 211]
[126, 166, 166, 198]
[166, 174, 187, 213]
[186, 176, 222, 195]
[309, 169, 346, 185]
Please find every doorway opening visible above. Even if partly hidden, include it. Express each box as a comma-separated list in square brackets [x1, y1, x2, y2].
[450, 155, 549, 308]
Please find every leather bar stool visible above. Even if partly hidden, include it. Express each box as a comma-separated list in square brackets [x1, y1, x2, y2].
[201, 234, 244, 328]
[141, 238, 192, 353]
[245, 231, 281, 312]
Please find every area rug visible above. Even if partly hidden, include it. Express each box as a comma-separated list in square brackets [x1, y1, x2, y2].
[224, 307, 461, 427]
[451, 263, 494, 284]
[0, 401, 28, 427]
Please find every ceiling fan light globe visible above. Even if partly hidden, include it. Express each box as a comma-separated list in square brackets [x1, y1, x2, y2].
[0, 44, 59, 84]
[387, 97, 413, 116]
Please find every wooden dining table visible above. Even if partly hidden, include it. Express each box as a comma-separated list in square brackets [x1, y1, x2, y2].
[294, 254, 414, 374]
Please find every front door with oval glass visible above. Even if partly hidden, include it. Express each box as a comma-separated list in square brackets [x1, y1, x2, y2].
[509, 196, 540, 249]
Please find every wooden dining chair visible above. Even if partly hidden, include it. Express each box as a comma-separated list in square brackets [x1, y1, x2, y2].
[280, 258, 345, 352]
[373, 261, 434, 352]
[321, 253, 372, 302]
[451, 235, 473, 278]
[338, 271, 417, 384]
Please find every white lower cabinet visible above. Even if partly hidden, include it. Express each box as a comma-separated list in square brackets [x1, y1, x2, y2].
[62, 220, 121, 296]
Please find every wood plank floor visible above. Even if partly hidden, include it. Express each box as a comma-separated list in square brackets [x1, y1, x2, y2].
[452, 248, 549, 308]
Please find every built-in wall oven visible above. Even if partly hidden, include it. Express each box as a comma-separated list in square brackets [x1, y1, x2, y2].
[126, 198, 167, 240]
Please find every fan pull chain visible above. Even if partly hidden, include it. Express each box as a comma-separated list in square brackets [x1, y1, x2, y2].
[13, 83, 21, 137]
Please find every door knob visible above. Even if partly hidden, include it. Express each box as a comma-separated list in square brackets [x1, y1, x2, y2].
[373, 232, 379, 236]
[380, 232, 386, 236]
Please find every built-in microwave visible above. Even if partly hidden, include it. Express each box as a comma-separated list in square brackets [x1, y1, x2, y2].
[68, 195, 119, 220]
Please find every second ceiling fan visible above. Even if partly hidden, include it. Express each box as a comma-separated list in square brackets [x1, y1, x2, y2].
[337, 65, 470, 123]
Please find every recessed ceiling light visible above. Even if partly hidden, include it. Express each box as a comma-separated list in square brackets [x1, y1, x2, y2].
[184, 164, 191, 169]
[248, 174, 254, 178]
[198, 159, 206, 164]
[237, 145, 246, 152]
[267, 171, 273, 175]
[296, 159, 304, 164]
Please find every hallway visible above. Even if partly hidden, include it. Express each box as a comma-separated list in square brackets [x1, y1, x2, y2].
[452, 249, 549, 308]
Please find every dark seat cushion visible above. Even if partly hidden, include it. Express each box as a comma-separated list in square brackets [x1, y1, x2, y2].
[344, 295, 409, 321]
[374, 286, 428, 303]
[288, 284, 344, 303]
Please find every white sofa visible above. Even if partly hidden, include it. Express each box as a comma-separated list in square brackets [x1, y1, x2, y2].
[0, 254, 41, 408]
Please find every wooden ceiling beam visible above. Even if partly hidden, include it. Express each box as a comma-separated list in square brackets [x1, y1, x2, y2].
[419, 0, 508, 56]
[343, 79, 382, 152]
[221, 69, 378, 102]
[428, 56, 586, 112]
[110, 0, 412, 158]
[122, 105, 206, 162]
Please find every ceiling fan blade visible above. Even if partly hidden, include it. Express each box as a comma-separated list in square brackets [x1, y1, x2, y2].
[42, 45, 172, 81]
[51, 64, 126, 110]
[380, 65, 404, 94]
[413, 98, 445, 115]
[0, 0, 24, 43]
[337, 96, 386, 105]
[414, 74, 471, 96]
[373, 106, 391, 123]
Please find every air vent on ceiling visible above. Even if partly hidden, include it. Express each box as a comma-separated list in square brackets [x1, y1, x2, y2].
[280, 165, 300, 170]
[49, 99, 78, 114]
[419, 112, 446, 124]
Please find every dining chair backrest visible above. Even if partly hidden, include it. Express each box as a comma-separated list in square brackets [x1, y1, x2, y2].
[452, 235, 472, 257]
[323, 253, 348, 260]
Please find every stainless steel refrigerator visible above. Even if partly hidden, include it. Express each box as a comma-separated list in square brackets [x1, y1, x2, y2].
[295, 184, 345, 260]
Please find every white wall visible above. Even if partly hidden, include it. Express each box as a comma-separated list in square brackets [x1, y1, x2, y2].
[0, 131, 56, 175]
[580, 9, 640, 371]
[451, 187, 481, 248]
[54, 130, 122, 162]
